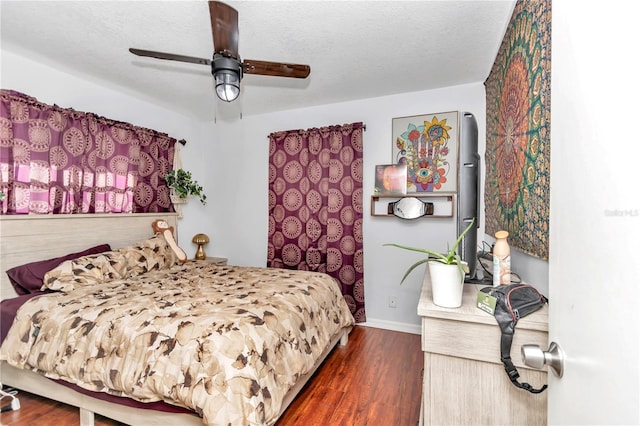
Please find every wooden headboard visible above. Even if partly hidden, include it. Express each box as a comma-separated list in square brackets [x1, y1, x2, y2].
[0, 213, 179, 300]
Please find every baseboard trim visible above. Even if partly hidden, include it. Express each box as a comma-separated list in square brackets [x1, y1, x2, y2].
[359, 318, 421, 335]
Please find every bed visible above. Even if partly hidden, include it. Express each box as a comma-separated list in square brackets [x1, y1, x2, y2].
[0, 213, 355, 425]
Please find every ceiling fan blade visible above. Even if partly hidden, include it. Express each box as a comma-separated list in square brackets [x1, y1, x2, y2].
[243, 59, 311, 79]
[209, 1, 239, 58]
[129, 48, 211, 66]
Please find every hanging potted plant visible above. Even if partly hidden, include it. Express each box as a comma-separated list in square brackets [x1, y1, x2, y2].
[164, 169, 207, 205]
[384, 218, 475, 308]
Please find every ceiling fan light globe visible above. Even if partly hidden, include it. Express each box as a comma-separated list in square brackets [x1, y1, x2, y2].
[215, 70, 240, 102]
[216, 84, 239, 102]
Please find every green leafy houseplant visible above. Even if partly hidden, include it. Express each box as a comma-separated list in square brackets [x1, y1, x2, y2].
[384, 218, 475, 284]
[164, 169, 207, 205]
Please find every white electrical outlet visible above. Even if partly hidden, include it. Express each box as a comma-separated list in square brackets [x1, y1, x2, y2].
[388, 296, 398, 308]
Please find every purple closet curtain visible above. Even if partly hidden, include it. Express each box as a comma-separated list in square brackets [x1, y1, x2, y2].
[0, 90, 175, 214]
[268, 122, 366, 322]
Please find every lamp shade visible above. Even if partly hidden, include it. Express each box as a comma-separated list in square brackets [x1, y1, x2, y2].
[192, 233, 210, 245]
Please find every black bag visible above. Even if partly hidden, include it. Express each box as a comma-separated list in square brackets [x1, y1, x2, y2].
[480, 283, 549, 393]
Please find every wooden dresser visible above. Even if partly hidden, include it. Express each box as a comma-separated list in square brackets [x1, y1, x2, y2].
[417, 280, 549, 425]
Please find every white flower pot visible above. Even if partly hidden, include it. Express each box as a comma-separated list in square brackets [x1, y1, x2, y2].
[428, 261, 465, 308]
[170, 189, 188, 205]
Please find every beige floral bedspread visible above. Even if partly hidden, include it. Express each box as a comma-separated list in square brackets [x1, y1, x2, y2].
[0, 262, 355, 425]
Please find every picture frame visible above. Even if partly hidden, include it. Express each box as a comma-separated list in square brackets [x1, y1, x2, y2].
[374, 164, 407, 195]
[392, 111, 458, 193]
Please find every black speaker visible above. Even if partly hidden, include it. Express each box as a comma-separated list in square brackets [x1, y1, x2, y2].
[457, 112, 480, 280]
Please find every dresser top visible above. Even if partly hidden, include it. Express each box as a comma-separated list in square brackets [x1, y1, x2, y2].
[418, 278, 549, 332]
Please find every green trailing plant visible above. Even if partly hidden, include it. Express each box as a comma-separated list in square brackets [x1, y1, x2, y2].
[164, 169, 207, 205]
[384, 218, 475, 284]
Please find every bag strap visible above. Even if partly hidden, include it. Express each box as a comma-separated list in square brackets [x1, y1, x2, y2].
[501, 331, 548, 394]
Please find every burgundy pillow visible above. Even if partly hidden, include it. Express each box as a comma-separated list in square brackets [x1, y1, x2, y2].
[6, 244, 111, 295]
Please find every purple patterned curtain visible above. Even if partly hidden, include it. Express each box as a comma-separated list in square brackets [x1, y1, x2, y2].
[0, 90, 175, 214]
[268, 122, 365, 322]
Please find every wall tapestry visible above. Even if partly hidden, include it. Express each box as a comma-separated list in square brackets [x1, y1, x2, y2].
[392, 111, 458, 193]
[484, 0, 551, 259]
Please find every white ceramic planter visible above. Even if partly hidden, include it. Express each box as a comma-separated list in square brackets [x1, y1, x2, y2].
[428, 261, 465, 308]
[170, 189, 188, 205]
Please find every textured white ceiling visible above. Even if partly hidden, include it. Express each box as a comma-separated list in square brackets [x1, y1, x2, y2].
[1, 0, 515, 121]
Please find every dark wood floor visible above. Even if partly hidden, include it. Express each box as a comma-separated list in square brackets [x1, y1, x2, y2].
[0, 326, 422, 426]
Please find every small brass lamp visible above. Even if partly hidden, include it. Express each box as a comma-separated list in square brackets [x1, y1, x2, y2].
[192, 233, 210, 260]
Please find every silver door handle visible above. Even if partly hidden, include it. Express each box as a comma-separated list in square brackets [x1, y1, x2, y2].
[521, 341, 565, 377]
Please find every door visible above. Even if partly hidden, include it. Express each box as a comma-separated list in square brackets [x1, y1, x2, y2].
[548, 2, 639, 424]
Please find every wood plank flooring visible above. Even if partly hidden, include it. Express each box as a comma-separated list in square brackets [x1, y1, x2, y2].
[0, 326, 422, 426]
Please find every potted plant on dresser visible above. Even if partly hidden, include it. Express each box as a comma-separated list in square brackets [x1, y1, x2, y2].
[164, 169, 207, 205]
[384, 218, 475, 308]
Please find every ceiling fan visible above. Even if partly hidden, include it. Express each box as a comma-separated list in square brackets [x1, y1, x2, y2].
[129, 1, 310, 103]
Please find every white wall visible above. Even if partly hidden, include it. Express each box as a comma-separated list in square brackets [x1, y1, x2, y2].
[2, 48, 550, 334]
[212, 84, 491, 333]
[212, 82, 551, 332]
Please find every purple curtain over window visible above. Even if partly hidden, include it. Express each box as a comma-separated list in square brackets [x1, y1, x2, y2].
[268, 122, 365, 322]
[0, 90, 175, 214]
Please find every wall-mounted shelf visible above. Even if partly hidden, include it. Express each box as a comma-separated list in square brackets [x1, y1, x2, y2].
[371, 193, 455, 218]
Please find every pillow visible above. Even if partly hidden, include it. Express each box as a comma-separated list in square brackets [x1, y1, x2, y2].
[120, 233, 180, 276]
[6, 244, 111, 295]
[42, 235, 179, 292]
[42, 251, 130, 292]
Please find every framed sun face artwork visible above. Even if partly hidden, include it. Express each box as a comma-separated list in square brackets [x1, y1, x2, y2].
[392, 111, 458, 193]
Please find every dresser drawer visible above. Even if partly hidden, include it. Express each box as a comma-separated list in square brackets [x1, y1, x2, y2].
[423, 315, 548, 370]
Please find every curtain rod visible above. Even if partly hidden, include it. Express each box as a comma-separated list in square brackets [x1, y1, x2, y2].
[266, 123, 367, 139]
[182, 124, 365, 145]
